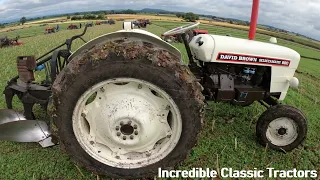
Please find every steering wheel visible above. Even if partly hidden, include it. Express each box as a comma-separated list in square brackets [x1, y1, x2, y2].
[163, 22, 200, 36]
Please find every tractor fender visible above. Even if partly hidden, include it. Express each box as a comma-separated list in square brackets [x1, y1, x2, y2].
[68, 30, 182, 61]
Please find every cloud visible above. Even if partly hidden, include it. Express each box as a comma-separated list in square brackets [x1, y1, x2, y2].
[0, 0, 319, 40]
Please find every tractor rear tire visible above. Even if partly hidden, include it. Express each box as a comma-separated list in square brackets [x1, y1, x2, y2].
[256, 105, 307, 151]
[52, 39, 204, 178]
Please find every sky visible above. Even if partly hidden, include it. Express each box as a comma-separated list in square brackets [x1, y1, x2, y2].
[0, 0, 319, 40]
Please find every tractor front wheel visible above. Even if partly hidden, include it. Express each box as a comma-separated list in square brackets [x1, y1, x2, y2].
[52, 39, 204, 178]
[256, 105, 307, 151]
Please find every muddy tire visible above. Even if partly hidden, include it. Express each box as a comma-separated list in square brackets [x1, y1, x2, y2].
[51, 39, 204, 178]
[256, 105, 307, 151]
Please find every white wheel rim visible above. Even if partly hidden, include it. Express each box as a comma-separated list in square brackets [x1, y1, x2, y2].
[266, 117, 298, 146]
[72, 78, 182, 169]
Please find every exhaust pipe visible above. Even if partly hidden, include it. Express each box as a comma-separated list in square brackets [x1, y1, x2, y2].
[0, 109, 56, 147]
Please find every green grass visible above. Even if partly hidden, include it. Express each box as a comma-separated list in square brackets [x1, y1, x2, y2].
[0, 21, 319, 179]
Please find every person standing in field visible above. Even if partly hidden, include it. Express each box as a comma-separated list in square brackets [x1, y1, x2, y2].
[56, 24, 60, 32]
[79, 23, 82, 29]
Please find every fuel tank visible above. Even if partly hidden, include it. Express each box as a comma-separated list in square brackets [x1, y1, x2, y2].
[189, 34, 300, 69]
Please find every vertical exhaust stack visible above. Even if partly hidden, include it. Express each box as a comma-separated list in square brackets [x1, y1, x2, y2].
[248, 0, 260, 40]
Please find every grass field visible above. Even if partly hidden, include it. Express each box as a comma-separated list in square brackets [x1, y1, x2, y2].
[0, 21, 319, 179]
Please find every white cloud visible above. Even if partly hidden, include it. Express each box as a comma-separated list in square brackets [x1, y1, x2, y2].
[0, 0, 319, 40]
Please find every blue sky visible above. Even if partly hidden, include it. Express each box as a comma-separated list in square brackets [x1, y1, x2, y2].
[0, 0, 320, 40]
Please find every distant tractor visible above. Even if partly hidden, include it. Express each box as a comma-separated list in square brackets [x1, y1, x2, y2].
[101, 19, 116, 25]
[0, 36, 23, 48]
[145, 19, 152, 25]
[132, 19, 148, 28]
[108, 19, 115, 24]
[45, 27, 55, 34]
[67, 24, 79, 30]
[86, 23, 94, 27]
[161, 29, 208, 43]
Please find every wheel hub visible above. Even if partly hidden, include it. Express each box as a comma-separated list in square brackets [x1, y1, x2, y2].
[266, 117, 298, 146]
[120, 123, 134, 136]
[277, 127, 287, 136]
[72, 78, 182, 168]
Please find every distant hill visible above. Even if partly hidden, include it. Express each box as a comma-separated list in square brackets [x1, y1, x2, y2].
[138, 8, 171, 14]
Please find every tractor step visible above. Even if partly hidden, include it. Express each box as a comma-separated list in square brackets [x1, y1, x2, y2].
[0, 109, 56, 147]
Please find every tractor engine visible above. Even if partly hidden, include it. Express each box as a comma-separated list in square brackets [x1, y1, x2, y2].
[202, 63, 271, 104]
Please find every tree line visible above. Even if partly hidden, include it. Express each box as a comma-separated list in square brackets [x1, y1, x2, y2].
[70, 14, 106, 20]
[176, 12, 199, 22]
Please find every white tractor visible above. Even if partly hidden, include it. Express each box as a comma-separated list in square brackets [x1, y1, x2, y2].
[0, 21, 307, 178]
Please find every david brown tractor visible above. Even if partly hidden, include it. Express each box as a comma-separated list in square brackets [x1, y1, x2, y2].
[0, 20, 307, 178]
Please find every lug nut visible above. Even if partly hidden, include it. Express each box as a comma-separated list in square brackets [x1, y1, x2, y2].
[81, 113, 86, 118]
[100, 87, 105, 92]
[117, 132, 121, 136]
[116, 126, 120, 131]
[134, 131, 138, 135]
[123, 136, 127, 140]
[130, 135, 134, 140]
[120, 121, 124, 126]
[133, 124, 137, 129]
[138, 84, 142, 89]
[165, 105, 170, 110]
[128, 121, 132, 125]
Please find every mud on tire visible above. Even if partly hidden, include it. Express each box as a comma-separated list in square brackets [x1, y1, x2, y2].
[50, 39, 205, 178]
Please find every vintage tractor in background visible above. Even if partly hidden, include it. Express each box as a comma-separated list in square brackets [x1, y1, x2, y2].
[161, 28, 208, 43]
[45, 27, 55, 34]
[101, 19, 116, 25]
[0, 21, 308, 178]
[132, 19, 149, 28]
[86, 22, 94, 27]
[67, 24, 79, 30]
[0, 36, 23, 48]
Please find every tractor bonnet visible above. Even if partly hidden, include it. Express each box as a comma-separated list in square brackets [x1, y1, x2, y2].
[189, 34, 300, 69]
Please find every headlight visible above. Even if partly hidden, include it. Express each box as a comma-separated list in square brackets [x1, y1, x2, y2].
[288, 77, 299, 88]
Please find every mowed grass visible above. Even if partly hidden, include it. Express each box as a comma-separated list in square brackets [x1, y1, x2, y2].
[0, 21, 319, 179]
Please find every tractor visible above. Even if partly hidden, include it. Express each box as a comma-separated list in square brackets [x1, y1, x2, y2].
[0, 36, 23, 48]
[86, 22, 94, 27]
[45, 27, 55, 34]
[145, 19, 152, 25]
[133, 19, 148, 28]
[67, 24, 79, 30]
[101, 19, 116, 25]
[108, 19, 116, 25]
[161, 28, 208, 43]
[0, 20, 307, 178]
